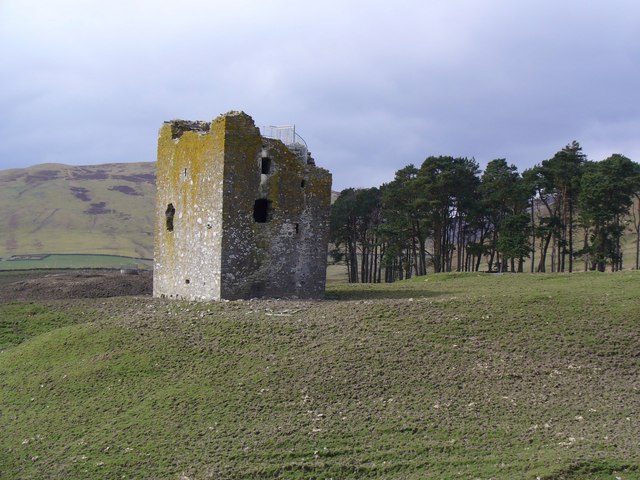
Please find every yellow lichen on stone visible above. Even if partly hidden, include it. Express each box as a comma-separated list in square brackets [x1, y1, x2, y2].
[154, 111, 331, 301]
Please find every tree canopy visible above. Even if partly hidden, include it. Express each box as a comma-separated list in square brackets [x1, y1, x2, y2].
[330, 142, 640, 281]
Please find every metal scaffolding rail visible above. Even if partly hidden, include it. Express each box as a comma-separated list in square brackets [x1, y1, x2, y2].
[260, 125, 309, 163]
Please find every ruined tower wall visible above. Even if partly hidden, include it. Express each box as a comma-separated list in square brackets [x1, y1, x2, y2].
[154, 111, 331, 301]
[217, 114, 265, 298]
[153, 120, 225, 300]
[218, 123, 331, 299]
[294, 166, 332, 297]
[254, 139, 308, 298]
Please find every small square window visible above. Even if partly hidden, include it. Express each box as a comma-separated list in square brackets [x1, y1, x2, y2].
[261, 158, 272, 174]
[253, 199, 272, 223]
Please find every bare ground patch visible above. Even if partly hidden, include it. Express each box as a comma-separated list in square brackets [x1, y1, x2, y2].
[0, 270, 152, 302]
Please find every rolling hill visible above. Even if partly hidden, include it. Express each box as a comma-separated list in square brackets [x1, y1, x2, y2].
[1, 272, 639, 478]
[0, 163, 156, 259]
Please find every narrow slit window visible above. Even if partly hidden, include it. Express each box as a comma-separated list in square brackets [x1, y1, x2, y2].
[165, 203, 176, 231]
[300, 179, 306, 188]
[295, 223, 299, 234]
[253, 199, 272, 223]
[261, 158, 272, 174]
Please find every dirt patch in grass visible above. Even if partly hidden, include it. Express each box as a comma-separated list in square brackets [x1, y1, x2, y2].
[0, 270, 152, 302]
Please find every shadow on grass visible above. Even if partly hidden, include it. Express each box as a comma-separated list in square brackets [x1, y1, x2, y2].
[325, 286, 454, 301]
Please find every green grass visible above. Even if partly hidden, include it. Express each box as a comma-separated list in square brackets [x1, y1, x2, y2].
[0, 254, 153, 271]
[1, 272, 639, 478]
[0, 303, 87, 350]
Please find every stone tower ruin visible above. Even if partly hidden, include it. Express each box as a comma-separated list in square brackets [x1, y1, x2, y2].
[153, 111, 332, 301]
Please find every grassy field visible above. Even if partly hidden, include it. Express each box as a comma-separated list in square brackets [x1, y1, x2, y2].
[1, 272, 639, 479]
[0, 254, 153, 271]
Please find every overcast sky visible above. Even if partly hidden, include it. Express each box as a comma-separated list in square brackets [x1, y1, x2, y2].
[1, 0, 639, 190]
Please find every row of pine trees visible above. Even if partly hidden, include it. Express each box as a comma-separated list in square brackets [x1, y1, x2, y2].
[330, 142, 640, 282]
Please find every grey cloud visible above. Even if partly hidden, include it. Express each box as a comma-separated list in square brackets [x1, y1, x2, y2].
[1, 0, 640, 189]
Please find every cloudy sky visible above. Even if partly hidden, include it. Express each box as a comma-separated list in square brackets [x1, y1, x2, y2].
[1, 0, 639, 190]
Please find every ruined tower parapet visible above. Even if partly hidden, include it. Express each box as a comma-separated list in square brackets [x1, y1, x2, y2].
[153, 111, 332, 301]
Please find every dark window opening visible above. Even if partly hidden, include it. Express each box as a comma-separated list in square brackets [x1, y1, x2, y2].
[295, 223, 299, 234]
[185, 279, 190, 284]
[253, 199, 272, 223]
[300, 179, 306, 188]
[165, 203, 176, 231]
[183, 168, 188, 177]
[249, 281, 265, 298]
[261, 158, 272, 174]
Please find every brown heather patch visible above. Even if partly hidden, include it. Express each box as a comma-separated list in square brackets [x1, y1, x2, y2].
[70, 186, 91, 201]
[108, 185, 142, 196]
[84, 202, 113, 215]
[24, 170, 61, 183]
[111, 173, 156, 184]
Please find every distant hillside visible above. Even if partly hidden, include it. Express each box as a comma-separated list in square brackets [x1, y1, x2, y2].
[0, 163, 156, 259]
[0, 162, 342, 261]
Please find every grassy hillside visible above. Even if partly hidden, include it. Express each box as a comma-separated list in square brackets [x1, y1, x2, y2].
[0, 162, 155, 259]
[1, 272, 639, 479]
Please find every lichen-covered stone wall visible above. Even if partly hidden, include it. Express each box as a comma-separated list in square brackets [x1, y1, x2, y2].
[153, 111, 331, 301]
[153, 118, 226, 300]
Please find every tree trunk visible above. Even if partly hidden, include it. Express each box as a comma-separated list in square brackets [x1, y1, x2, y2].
[488, 229, 497, 272]
[373, 244, 378, 283]
[412, 237, 419, 277]
[344, 245, 351, 283]
[456, 215, 463, 272]
[635, 195, 640, 270]
[530, 197, 536, 273]
[568, 198, 574, 273]
[596, 227, 606, 272]
[360, 243, 368, 283]
[636, 224, 640, 270]
[616, 214, 623, 272]
[349, 240, 358, 283]
[433, 226, 441, 273]
[583, 229, 590, 272]
[560, 187, 567, 272]
[538, 232, 552, 272]
[418, 237, 427, 276]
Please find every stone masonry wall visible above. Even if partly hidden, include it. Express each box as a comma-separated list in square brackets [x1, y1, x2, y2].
[153, 111, 332, 301]
[154, 119, 226, 300]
